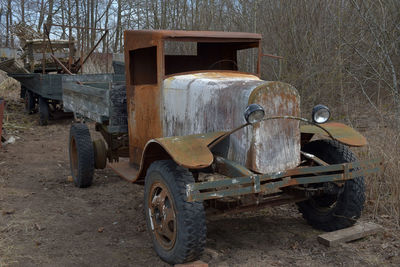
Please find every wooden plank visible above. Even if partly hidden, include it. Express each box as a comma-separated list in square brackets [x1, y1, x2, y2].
[318, 222, 382, 247]
[174, 261, 208, 267]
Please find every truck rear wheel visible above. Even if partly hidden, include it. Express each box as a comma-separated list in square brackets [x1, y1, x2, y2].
[69, 123, 94, 188]
[24, 90, 35, 114]
[297, 139, 365, 231]
[39, 97, 49, 126]
[144, 160, 206, 264]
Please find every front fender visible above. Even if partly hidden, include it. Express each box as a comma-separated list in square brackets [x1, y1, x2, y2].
[300, 122, 367, 147]
[135, 131, 226, 181]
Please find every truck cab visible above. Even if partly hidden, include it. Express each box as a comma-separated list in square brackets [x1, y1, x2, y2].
[124, 30, 263, 165]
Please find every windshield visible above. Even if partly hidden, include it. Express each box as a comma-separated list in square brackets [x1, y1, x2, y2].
[164, 40, 259, 76]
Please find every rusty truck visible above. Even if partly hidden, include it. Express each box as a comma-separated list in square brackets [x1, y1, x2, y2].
[63, 30, 382, 264]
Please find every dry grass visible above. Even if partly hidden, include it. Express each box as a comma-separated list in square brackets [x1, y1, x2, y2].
[0, 70, 20, 101]
[363, 127, 400, 227]
[0, 72, 34, 134]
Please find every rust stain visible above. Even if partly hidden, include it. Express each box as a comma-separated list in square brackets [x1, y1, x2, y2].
[186, 158, 382, 202]
[285, 179, 299, 187]
[215, 156, 253, 177]
[149, 131, 226, 169]
[129, 84, 163, 165]
[246, 81, 301, 173]
[132, 131, 227, 183]
[300, 122, 367, 147]
[124, 30, 262, 166]
[161, 72, 266, 170]
[124, 30, 262, 42]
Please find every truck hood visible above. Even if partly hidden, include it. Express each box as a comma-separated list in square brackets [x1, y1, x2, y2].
[162, 71, 300, 173]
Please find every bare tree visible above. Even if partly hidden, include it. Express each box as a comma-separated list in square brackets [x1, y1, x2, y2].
[37, 0, 45, 32]
[20, 0, 25, 24]
[114, 0, 122, 52]
[5, 0, 11, 47]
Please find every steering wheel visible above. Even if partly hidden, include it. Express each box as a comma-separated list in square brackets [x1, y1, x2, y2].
[208, 59, 238, 70]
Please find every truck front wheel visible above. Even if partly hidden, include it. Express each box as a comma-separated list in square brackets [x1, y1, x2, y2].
[69, 123, 94, 188]
[144, 160, 206, 264]
[297, 139, 365, 231]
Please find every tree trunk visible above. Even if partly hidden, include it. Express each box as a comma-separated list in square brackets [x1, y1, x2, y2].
[46, 0, 55, 34]
[90, 0, 95, 47]
[86, 0, 90, 51]
[6, 0, 11, 47]
[145, 0, 149, 28]
[67, 0, 73, 68]
[102, 0, 112, 53]
[75, 0, 81, 52]
[61, 0, 66, 39]
[114, 0, 122, 52]
[136, 1, 140, 29]
[5, 6, 9, 47]
[37, 0, 45, 32]
[21, 0, 25, 23]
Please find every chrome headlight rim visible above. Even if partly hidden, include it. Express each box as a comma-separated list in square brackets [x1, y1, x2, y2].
[312, 104, 330, 124]
[244, 104, 265, 124]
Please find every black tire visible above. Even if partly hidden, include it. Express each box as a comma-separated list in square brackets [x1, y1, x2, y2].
[144, 160, 206, 264]
[24, 90, 35, 114]
[39, 97, 49, 126]
[69, 123, 95, 188]
[297, 139, 365, 231]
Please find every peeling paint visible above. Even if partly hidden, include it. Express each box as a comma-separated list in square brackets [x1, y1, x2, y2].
[186, 158, 383, 202]
[162, 72, 300, 173]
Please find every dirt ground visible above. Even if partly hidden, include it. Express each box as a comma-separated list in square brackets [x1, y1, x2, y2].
[1, 99, 400, 266]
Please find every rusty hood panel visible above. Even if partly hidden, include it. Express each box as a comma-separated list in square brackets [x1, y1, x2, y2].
[300, 122, 367, 147]
[144, 131, 226, 169]
[162, 72, 301, 173]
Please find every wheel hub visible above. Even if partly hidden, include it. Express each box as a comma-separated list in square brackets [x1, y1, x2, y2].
[148, 181, 177, 250]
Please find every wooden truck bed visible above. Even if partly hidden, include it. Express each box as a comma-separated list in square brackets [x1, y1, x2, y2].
[62, 74, 127, 133]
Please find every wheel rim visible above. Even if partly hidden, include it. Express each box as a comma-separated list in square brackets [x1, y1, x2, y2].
[93, 139, 107, 169]
[148, 181, 177, 250]
[70, 136, 78, 178]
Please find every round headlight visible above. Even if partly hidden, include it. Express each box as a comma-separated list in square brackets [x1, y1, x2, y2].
[244, 104, 265, 124]
[312, 104, 330, 124]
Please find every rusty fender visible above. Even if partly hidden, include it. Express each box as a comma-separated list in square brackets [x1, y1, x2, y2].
[186, 158, 383, 202]
[300, 122, 367, 147]
[134, 131, 227, 181]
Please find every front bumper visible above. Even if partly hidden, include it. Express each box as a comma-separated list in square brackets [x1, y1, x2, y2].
[186, 158, 382, 202]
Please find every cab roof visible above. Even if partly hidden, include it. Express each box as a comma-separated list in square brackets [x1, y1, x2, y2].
[124, 30, 262, 43]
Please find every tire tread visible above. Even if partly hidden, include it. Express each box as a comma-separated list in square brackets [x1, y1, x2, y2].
[69, 123, 94, 188]
[145, 160, 206, 264]
[298, 139, 365, 231]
